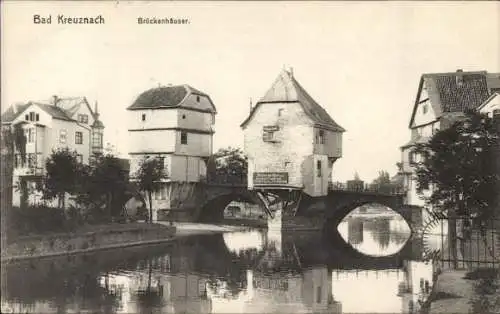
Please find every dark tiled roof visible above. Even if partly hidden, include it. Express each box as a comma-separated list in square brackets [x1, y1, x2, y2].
[410, 71, 494, 127]
[127, 84, 212, 110]
[428, 73, 490, 113]
[36, 103, 73, 121]
[241, 70, 345, 132]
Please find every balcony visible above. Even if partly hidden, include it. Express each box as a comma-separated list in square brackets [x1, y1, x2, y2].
[14, 153, 44, 177]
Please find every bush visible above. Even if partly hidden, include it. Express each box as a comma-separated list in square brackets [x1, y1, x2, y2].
[6, 206, 66, 239]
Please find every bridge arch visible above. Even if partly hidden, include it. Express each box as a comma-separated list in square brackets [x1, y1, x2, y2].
[193, 186, 267, 223]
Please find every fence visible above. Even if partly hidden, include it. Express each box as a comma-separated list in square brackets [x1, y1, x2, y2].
[430, 216, 500, 269]
[328, 181, 406, 196]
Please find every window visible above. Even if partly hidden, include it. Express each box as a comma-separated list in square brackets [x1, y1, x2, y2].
[92, 132, 103, 148]
[25, 114, 29, 121]
[278, 108, 284, 116]
[29, 112, 35, 121]
[316, 286, 322, 303]
[493, 109, 500, 117]
[262, 125, 279, 142]
[59, 129, 67, 144]
[35, 113, 39, 121]
[317, 160, 322, 177]
[26, 128, 35, 143]
[76, 154, 83, 164]
[75, 131, 83, 144]
[196, 95, 200, 102]
[263, 130, 274, 142]
[180, 131, 188, 144]
[317, 130, 325, 144]
[423, 104, 428, 114]
[77, 114, 89, 124]
[182, 114, 186, 119]
[141, 113, 146, 121]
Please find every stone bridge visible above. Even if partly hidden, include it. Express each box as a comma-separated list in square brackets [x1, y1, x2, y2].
[164, 182, 422, 232]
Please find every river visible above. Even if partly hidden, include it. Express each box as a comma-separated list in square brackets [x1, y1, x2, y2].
[1, 211, 439, 314]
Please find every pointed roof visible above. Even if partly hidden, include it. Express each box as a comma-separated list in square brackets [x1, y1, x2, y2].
[409, 70, 495, 128]
[241, 70, 345, 132]
[127, 84, 217, 113]
[477, 91, 500, 112]
[1, 101, 74, 124]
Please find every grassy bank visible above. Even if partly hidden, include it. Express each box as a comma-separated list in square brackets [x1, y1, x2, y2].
[2, 222, 176, 262]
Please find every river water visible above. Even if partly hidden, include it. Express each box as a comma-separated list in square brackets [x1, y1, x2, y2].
[1, 211, 439, 314]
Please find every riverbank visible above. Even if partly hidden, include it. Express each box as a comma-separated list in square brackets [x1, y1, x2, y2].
[423, 268, 500, 314]
[1, 222, 176, 262]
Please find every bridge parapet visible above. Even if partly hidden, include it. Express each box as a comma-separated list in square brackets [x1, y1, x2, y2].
[329, 182, 406, 196]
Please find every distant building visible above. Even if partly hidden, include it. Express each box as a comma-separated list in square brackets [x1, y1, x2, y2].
[400, 69, 500, 206]
[1, 96, 104, 207]
[241, 69, 345, 197]
[477, 92, 500, 117]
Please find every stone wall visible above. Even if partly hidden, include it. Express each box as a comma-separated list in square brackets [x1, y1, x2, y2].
[2, 223, 176, 261]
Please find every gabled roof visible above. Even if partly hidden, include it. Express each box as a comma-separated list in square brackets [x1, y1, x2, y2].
[477, 92, 500, 112]
[127, 84, 217, 113]
[1, 96, 101, 124]
[1, 103, 31, 123]
[409, 70, 494, 128]
[1, 101, 74, 124]
[240, 70, 345, 132]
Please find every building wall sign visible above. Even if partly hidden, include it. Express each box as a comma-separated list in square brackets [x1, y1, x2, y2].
[253, 172, 289, 184]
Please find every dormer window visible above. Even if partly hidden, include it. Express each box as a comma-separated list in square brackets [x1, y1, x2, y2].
[77, 114, 89, 124]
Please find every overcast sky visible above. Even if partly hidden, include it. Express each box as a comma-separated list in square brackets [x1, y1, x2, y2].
[2, 1, 499, 182]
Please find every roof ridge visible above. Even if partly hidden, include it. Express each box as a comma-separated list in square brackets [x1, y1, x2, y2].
[422, 71, 487, 77]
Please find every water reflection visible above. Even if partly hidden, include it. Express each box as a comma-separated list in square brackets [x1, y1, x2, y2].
[2, 213, 434, 314]
[338, 212, 412, 256]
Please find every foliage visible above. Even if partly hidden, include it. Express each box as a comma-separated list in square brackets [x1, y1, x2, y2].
[135, 157, 168, 223]
[76, 154, 129, 222]
[5, 205, 67, 240]
[208, 147, 248, 183]
[353, 171, 361, 181]
[43, 148, 86, 209]
[414, 111, 499, 221]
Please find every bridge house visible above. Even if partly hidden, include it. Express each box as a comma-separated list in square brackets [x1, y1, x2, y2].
[400, 69, 500, 207]
[127, 84, 217, 218]
[241, 69, 345, 197]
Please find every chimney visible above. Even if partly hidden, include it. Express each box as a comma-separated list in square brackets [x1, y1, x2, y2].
[94, 101, 99, 118]
[52, 95, 59, 106]
[456, 69, 464, 86]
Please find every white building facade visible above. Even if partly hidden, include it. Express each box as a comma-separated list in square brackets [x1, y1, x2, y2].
[241, 69, 344, 197]
[1, 96, 104, 207]
[127, 84, 216, 216]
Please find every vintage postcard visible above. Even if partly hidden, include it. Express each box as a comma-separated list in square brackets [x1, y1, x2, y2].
[1, 1, 499, 313]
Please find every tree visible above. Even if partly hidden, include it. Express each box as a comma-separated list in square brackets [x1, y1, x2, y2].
[414, 111, 498, 221]
[414, 111, 499, 267]
[77, 154, 129, 221]
[43, 148, 85, 210]
[353, 171, 361, 181]
[135, 157, 168, 223]
[208, 147, 248, 184]
[371, 170, 395, 193]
